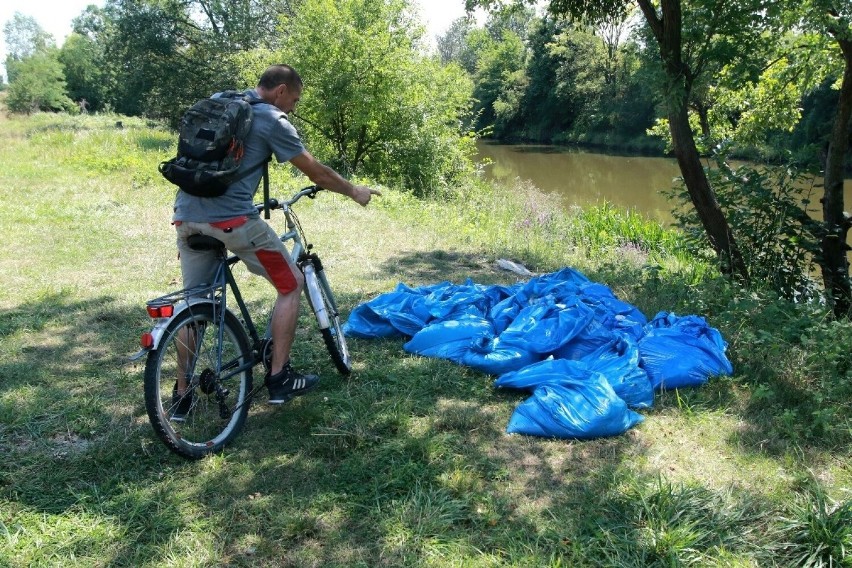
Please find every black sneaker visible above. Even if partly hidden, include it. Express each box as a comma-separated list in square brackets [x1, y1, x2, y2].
[171, 384, 195, 422]
[266, 362, 319, 404]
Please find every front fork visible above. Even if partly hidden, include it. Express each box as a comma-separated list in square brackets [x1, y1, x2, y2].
[300, 255, 330, 329]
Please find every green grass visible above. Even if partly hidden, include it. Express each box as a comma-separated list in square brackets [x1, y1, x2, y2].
[0, 109, 850, 567]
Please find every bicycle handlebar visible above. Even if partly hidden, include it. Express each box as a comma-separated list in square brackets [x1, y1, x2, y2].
[254, 185, 324, 215]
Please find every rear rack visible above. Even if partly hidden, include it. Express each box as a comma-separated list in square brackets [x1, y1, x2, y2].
[146, 283, 222, 308]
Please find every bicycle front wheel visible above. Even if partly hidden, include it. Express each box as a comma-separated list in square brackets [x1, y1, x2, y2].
[143, 303, 253, 459]
[303, 259, 352, 376]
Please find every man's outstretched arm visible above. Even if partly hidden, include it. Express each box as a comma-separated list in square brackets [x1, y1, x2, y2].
[290, 151, 380, 206]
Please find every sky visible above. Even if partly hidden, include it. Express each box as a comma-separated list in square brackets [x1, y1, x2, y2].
[0, 0, 477, 80]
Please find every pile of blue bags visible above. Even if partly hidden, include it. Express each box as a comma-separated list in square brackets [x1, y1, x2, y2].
[343, 267, 733, 440]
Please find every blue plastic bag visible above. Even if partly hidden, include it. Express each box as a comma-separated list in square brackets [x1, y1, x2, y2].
[495, 358, 592, 391]
[346, 270, 734, 441]
[344, 302, 403, 338]
[548, 284, 647, 360]
[578, 282, 648, 334]
[403, 315, 494, 364]
[516, 267, 591, 303]
[495, 349, 653, 410]
[551, 316, 618, 360]
[343, 282, 439, 338]
[506, 379, 645, 439]
[423, 280, 511, 320]
[638, 312, 734, 390]
[460, 334, 542, 376]
[580, 337, 654, 409]
[499, 297, 595, 355]
[489, 295, 525, 335]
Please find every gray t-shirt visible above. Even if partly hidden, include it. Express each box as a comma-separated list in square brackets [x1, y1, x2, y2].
[172, 89, 306, 223]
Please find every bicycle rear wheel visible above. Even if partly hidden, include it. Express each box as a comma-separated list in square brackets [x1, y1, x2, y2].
[143, 303, 253, 459]
[303, 258, 352, 375]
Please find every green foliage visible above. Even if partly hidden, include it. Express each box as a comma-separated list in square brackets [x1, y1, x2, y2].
[437, 17, 478, 71]
[666, 157, 822, 301]
[5, 51, 75, 114]
[473, 29, 526, 135]
[700, 286, 851, 448]
[58, 33, 107, 111]
[445, 10, 660, 149]
[77, 0, 294, 123]
[2, 12, 55, 84]
[272, 0, 477, 196]
[517, 17, 576, 141]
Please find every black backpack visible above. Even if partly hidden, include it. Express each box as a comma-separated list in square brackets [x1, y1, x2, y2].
[159, 91, 266, 198]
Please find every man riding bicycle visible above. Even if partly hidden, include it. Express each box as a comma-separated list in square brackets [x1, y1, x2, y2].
[171, 64, 379, 417]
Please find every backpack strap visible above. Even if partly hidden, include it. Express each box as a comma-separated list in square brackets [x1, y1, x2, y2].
[240, 93, 273, 217]
[262, 159, 271, 219]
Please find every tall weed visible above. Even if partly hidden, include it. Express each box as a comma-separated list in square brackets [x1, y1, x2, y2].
[776, 478, 852, 567]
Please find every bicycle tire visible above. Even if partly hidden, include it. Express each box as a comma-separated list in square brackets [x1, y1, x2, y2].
[143, 303, 253, 459]
[303, 259, 352, 376]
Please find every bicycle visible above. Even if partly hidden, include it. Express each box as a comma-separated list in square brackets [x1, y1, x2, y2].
[131, 185, 351, 460]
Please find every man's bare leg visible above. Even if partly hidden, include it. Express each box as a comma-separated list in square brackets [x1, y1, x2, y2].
[269, 288, 301, 375]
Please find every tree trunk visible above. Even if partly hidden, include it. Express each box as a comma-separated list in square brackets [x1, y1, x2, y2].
[820, 37, 852, 317]
[693, 102, 711, 139]
[639, 0, 749, 282]
[669, 102, 749, 281]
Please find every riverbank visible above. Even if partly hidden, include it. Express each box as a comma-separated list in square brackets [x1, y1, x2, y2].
[1, 111, 849, 566]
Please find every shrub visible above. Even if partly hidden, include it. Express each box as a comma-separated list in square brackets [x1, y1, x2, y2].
[666, 155, 821, 301]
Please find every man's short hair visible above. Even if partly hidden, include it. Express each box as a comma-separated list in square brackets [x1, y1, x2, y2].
[258, 64, 303, 90]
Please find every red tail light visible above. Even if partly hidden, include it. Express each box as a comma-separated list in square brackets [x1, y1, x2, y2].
[146, 304, 174, 318]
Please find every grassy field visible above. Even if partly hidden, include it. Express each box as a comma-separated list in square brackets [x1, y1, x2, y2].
[0, 109, 849, 567]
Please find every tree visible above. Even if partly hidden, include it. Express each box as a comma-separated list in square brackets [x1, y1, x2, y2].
[801, 0, 852, 315]
[59, 33, 107, 111]
[188, 0, 299, 50]
[437, 17, 477, 70]
[3, 12, 55, 84]
[519, 16, 576, 141]
[472, 29, 526, 134]
[268, 0, 476, 195]
[5, 51, 74, 113]
[85, 0, 298, 122]
[693, 0, 852, 314]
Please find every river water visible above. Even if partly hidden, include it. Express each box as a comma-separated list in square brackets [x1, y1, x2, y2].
[476, 142, 852, 226]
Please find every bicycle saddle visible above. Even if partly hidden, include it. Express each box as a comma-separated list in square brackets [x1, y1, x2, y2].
[187, 234, 226, 251]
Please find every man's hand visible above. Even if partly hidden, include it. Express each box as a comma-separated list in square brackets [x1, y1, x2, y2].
[351, 185, 382, 207]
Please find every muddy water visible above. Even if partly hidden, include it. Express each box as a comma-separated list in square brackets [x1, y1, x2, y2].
[477, 142, 852, 226]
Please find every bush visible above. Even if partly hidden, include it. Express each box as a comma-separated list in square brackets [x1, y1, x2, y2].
[666, 155, 821, 301]
[5, 51, 74, 114]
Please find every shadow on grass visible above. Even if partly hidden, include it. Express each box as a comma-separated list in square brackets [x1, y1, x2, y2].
[0, 292, 211, 564]
[379, 249, 506, 286]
